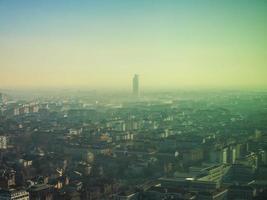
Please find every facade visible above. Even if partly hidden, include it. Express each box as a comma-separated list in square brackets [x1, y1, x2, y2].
[0, 189, 29, 200]
[144, 186, 197, 200]
[191, 164, 230, 183]
[182, 148, 204, 164]
[113, 192, 139, 200]
[0, 136, 7, 150]
[227, 185, 256, 200]
[28, 184, 54, 200]
[209, 147, 229, 164]
[0, 93, 3, 104]
[0, 170, 16, 189]
[198, 189, 228, 200]
[159, 178, 220, 192]
[222, 148, 228, 164]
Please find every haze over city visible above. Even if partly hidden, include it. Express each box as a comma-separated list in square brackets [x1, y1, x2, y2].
[1, 0, 267, 90]
[1, 1, 267, 199]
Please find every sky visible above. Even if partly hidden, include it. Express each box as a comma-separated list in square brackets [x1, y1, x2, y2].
[0, 0, 266, 90]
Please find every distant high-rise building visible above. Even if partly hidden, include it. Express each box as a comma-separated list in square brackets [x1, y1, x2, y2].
[0, 93, 2, 103]
[0, 93, 8, 104]
[132, 74, 139, 96]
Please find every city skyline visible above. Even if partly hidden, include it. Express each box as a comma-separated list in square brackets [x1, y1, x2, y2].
[0, 0, 267, 90]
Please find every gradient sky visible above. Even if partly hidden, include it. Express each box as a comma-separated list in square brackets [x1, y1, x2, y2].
[0, 0, 266, 90]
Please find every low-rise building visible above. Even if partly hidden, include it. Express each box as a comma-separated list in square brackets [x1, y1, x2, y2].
[0, 189, 29, 200]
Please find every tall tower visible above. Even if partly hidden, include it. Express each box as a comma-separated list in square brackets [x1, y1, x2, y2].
[132, 74, 139, 97]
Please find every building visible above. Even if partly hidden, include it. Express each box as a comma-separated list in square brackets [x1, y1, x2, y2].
[0, 169, 16, 189]
[132, 74, 139, 97]
[209, 147, 228, 164]
[142, 179, 227, 200]
[227, 185, 256, 200]
[28, 184, 54, 200]
[229, 146, 237, 164]
[113, 191, 139, 200]
[190, 164, 230, 183]
[13, 108, 20, 116]
[0, 136, 7, 149]
[198, 188, 228, 200]
[236, 152, 258, 169]
[222, 147, 228, 164]
[159, 178, 220, 192]
[0, 93, 3, 104]
[230, 164, 255, 183]
[143, 186, 197, 200]
[182, 148, 204, 164]
[0, 189, 29, 200]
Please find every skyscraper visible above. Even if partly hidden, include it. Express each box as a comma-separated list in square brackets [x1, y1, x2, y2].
[132, 74, 139, 97]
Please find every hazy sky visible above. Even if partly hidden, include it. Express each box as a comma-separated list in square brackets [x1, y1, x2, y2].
[0, 0, 266, 90]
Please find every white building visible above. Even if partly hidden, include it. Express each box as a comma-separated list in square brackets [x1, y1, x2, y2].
[0, 189, 29, 200]
[0, 136, 7, 149]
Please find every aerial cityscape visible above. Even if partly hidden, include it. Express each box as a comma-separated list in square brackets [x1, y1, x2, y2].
[1, 1, 267, 200]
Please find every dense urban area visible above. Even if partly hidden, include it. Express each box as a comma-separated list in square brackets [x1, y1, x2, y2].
[0, 88, 267, 200]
